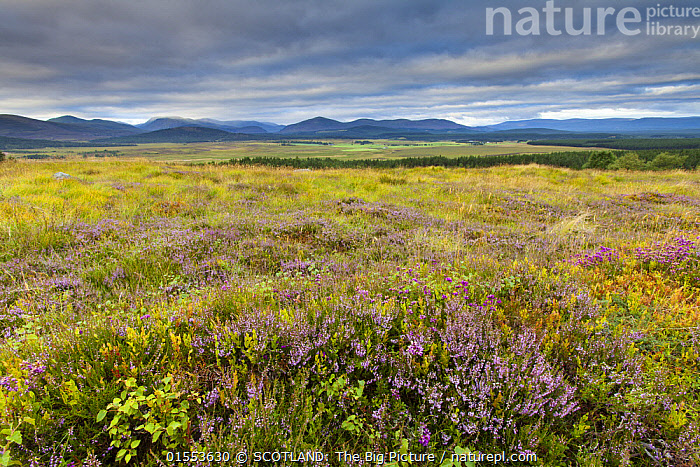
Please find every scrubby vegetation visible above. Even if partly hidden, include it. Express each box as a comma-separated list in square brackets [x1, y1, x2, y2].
[0, 160, 698, 466]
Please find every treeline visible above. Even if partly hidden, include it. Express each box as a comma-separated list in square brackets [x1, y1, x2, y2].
[0, 136, 102, 150]
[216, 152, 592, 170]
[79, 150, 124, 158]
[279, 140, 333, 146]
[529, 138, 700, 150]
[24, 154, 66, 160]
[215, 149, 700, 171]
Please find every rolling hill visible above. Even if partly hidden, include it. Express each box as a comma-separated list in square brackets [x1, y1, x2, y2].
[93, 126, 273, 144]
[484, 117, 700, 133]
[0, 115, 101, 141]
[0, 114, 141, 141]
[47, 116, 143, 138]
[137, 117, 282, 133]
[279, 116, 471, 134]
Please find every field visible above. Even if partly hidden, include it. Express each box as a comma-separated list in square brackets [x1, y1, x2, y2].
[5, 141, 596, 163]
[0, 158, 699, 466]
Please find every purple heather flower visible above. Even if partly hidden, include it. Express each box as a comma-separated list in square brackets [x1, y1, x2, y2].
[0, 376, 18, 392]
[419, 425, 431, 447]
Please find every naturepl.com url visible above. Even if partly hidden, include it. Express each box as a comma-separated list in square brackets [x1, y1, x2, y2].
[178, 450, 538, 465]
[447, 450, 537, 464]
[334, 450, 537, 465]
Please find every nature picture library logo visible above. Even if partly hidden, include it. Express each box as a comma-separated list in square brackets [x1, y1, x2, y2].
[486, 1, 700, 38]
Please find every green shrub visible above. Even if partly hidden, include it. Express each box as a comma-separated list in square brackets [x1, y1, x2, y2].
[610, 152, 646, 171]
[583, 151, 616, 169]
[648, 152, 686, 170]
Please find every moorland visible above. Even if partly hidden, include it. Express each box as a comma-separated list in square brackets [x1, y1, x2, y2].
[0, 144, 699, 466]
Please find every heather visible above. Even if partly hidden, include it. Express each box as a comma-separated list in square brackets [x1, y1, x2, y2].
[0, 160, 699, 466]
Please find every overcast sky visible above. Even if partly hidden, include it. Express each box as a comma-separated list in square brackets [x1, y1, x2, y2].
[0, 0, 698, 125]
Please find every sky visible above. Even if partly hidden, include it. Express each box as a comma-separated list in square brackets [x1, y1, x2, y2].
[0, 0, 698, 125]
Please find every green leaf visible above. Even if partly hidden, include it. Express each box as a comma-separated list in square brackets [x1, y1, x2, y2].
[400, 438, 409, 454]
[166, 422, 178, 436]
[8, 431, 22, 445]
[341, 416, 360, 432]
[117, 449, 127, 460]
[446, 447, 476, 467]
[153, 430, 161, 443]
[131, 439, 141, 449]
[97, 409, 108, 422]
[356, 380, 365, 398]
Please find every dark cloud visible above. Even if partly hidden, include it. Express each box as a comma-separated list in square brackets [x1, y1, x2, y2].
[0, 0, 697, 124]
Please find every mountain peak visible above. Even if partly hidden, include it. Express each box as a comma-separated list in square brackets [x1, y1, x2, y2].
[48, 115, 87, 123]
[280, 116, 469, 134]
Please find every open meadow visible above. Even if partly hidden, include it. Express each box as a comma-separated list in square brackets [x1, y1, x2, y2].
[0, 158, 699, 466]
[5, 141, 596, 164]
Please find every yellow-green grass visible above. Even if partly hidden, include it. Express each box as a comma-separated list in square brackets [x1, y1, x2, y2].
[1, 159, 697, 238]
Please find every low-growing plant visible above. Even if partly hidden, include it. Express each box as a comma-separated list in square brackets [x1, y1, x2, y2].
[97, 376, 199, 464]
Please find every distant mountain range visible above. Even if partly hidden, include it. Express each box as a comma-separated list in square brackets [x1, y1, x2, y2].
[484, 117, 700, 133]
[278, 116, 469, 134]
[0, 113, 698, 147]
[92, 126, 271, 144]
[137, 117, 283, 134]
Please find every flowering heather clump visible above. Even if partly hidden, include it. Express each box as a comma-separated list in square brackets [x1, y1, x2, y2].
[335, 197, 444, 228]
[0, 375, 18, 392]
[634, 236, 698, 274]
[0, 161, 698, 466]
[573, 245, 620, 268]
[622, 191, 700, 207]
